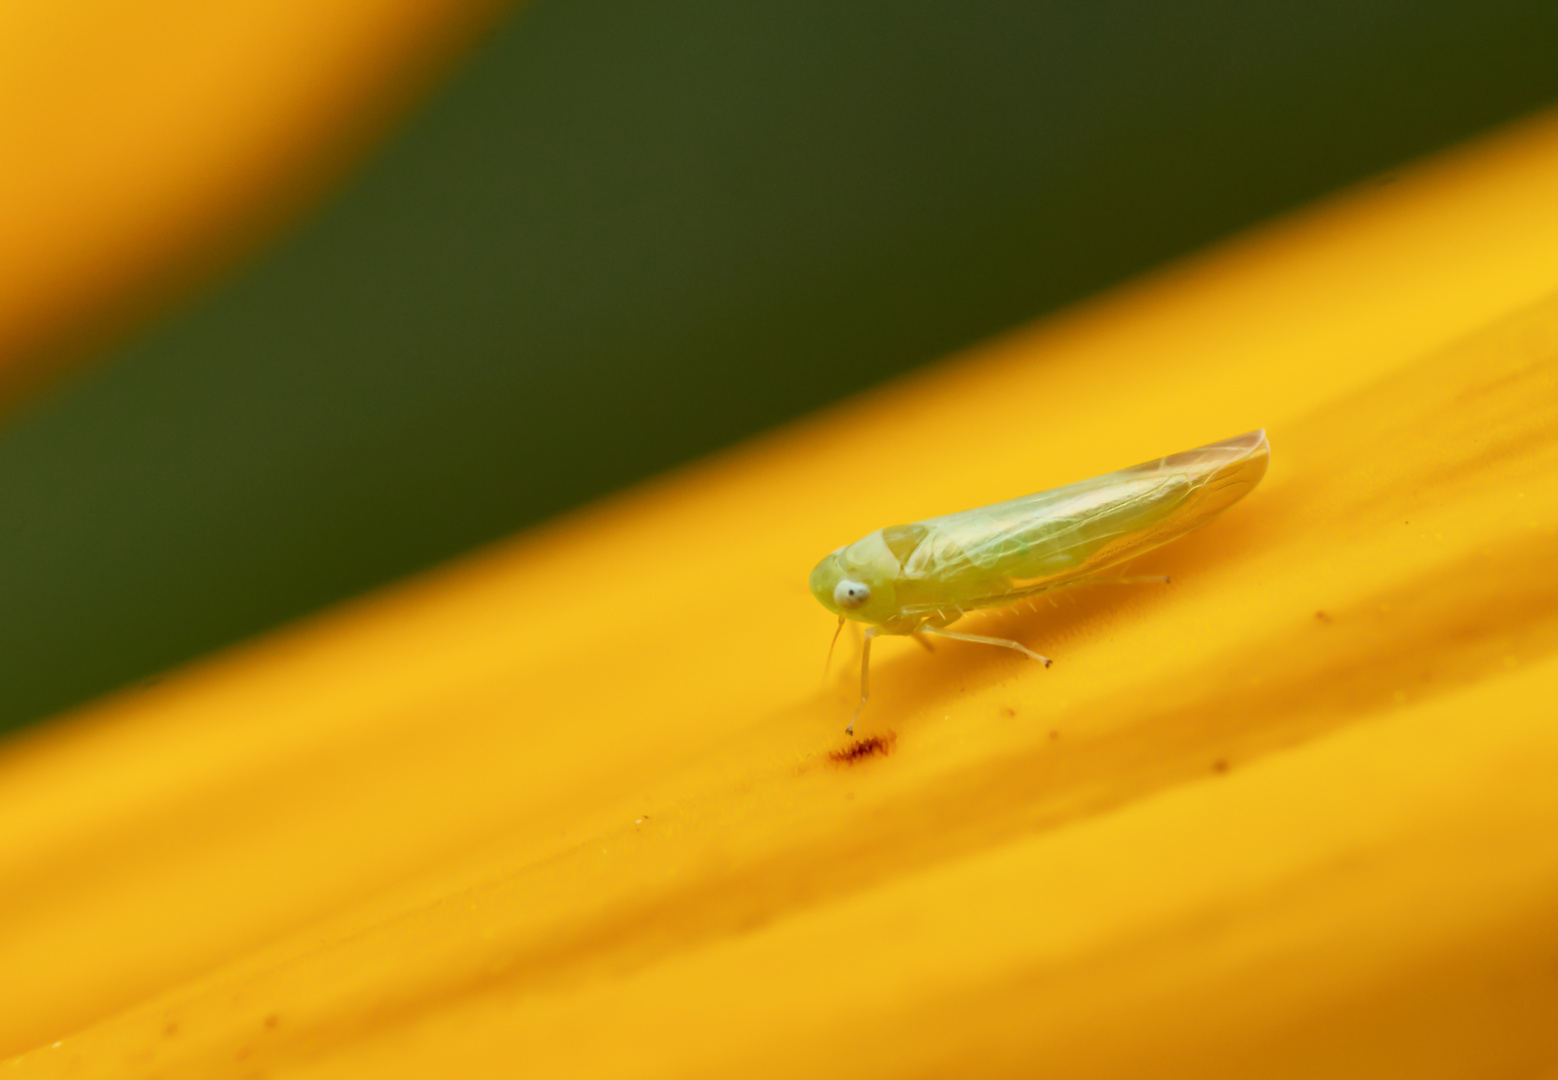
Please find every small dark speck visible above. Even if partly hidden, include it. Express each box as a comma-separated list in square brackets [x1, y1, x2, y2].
[830, 732, 897, 764]
[263, 1014, 280, 1031]
[1315, 610, 1333, 623]
[1000, 706, 1017, 718]
[237, 1046, 253, 1060]
[162, 1022, 179, 1038]
[1212, 759, 1230, 774]
[1048, 730, 1060, 741]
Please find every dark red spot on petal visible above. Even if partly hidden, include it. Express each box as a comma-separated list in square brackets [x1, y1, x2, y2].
[829, 732, 898, 764]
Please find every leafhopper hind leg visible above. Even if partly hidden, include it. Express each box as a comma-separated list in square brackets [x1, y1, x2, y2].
[845, 627, 878, 736]
[1050, 573, 1171, 591]
[918, 624, 1053, 667]
[1036, 574, 1171, 606]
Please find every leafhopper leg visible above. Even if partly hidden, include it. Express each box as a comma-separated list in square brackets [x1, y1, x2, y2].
[845, 627, 878, 735]
[919, 625, 1052, 667]
[822, 615, 846, 681]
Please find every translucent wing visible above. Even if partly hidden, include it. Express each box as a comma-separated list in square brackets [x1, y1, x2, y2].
[885, 430, 1269, 617]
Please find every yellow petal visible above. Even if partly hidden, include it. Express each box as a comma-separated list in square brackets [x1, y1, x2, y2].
[4, 109, 1558, 1077]
[0, 0, 506, 402]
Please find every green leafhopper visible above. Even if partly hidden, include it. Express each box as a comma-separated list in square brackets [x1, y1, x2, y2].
[810, 430, 1270, 733]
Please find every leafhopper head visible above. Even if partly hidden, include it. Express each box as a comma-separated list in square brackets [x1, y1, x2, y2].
[808, 531, 901, 625]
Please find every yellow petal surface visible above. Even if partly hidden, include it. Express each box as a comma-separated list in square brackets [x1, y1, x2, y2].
[4, 108, 1558, 1078]
[0, 0, 506, 400]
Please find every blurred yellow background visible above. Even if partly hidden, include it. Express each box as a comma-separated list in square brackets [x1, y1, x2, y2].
[0, 0, 504, 401]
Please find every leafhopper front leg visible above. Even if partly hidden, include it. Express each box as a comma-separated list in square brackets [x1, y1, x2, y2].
[845, 627, 879, 735]
[918, 625, 1053, 667]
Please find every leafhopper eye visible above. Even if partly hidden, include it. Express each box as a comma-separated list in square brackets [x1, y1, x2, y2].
[833, 580, 871, 609]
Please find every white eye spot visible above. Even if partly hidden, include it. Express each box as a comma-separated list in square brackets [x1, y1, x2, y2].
[833, 579, 871, 609]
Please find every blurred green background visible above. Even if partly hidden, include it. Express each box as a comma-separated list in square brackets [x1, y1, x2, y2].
[2, 0, 1557, 738]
